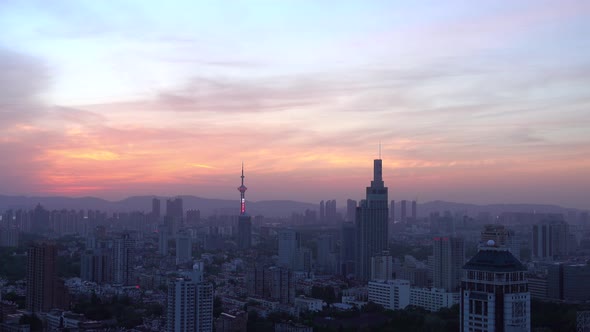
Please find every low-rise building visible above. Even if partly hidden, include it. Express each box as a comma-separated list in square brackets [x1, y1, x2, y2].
[294, 296, 324, 313]
[368, 279, 410, 310]
[409, 288, 459, 312]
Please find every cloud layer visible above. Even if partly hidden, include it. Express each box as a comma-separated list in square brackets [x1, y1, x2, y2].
[0, 1, 589, 209]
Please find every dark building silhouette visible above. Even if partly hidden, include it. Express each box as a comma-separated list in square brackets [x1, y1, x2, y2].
[237, 163, 252, 250]
[411, 200, 417, 220]
[152, 197, 161, 218]
[390, 200, 395, 221]
[346, 199, 357, 222]
[325, 200, 337, 223]
[186, 209, 201, 226]
[26, 243, 67, 312]
[165, 197, 183, 235]
[355, 158, 389, 280]
[340, 222, 356, 276]
[319, 200, 325, 223]
[400, 200, 407, 223]
[32, 204, 50, 234]
[112, 233, 135, 285]
[433, 236, 465, 292]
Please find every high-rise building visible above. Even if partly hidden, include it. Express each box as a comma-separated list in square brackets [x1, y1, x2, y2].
[152, 198, 161, 219]
[278, 229, 300, 269]
[433, 236, 465, 292]
[166, 198, 184, 236]
[80, 248, 112, 284]
[355, 158, 389, 280]
[547, 262, 590, 302]
[112, 233, 134, 285]
[26, 243, 59, 313]
[246, 264, 294, 304]
[400, 200, 407, 223]
[159, 224, 169, 256]
[461, 243, 530, 332]
[325, 200, 337, 223]
[186, 209, 201, 226]
[532, 220, 569, 260]
[346, 199, 357, 222]
[340, 222, 356, 276]
[237, 163, 252, 250]
[167, 263, 213, 332]
[370, 250, 394, 281]
[316, 234, 334, 272]
[319, 201, 325, 223]
[480, 224, 520, 261]
[411, 200, 417, 220]
[176, 231, 192, 265]
[390, 200, 395, 221]
[265, 266, 295, 304]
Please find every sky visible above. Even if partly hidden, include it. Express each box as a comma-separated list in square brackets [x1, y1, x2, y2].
[0, 0, 589, 209]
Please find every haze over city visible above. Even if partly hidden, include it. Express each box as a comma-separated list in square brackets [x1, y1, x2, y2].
[1, 0, 589, 209]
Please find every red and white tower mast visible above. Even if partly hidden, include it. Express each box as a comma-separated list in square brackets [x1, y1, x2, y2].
[238, 162, 247, 215]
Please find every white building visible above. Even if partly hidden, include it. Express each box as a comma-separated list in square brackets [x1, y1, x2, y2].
[368, 279, 410, 310]
[410, 288, 459, 312]
[461, 243, 530, 332]
[167, 263, 214, 332]
[294, 296, 324, 313]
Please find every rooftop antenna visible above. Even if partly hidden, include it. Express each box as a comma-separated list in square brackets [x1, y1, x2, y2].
[379, 141, 381, 159]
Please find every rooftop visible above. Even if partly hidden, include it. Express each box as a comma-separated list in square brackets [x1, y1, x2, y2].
[463, 247, 526, 272]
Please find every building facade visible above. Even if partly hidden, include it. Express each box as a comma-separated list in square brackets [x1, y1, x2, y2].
[433, 236, 465, 292]
[167, 264, 213, 332]
[461, 245, 530, 332]
[355, 158, 389, 280]
[368, 279, 410, 310]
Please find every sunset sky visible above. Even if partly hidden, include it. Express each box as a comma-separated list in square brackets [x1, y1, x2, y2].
[1, 0, 589, 209]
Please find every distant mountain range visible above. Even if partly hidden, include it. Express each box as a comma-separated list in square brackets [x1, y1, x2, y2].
[0, 195, 584, 218]
[0, 195, 317, 218]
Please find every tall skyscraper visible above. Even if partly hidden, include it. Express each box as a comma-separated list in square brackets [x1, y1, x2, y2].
[532, 220, 569, 260]
[389, 200, 395, 221]
[433, 236, 465, 292]
[411, 200, 417, 220]
[278, 229, 300, 269]
[346, 199, 357, 222]
[355, 158, 389, 280]
[158, 224, 169, 256]
[319, 200, 325, 222]
[80, 248, 112, 284]
[112, 233, 135, 285]
[371, 250, 394, 281]
[167, 263, 213, 332]
[152, 197, 161, 219]
[26, 243, 58, 312]
[237, 163, 252, 250]
[325, 200, 337, 223]
[340, 222, 356, 276]
[400, 200, 407, 223]
[176, 231, 192, 265]
[461, 243, 530, 332]
[166, 198, 184, 236]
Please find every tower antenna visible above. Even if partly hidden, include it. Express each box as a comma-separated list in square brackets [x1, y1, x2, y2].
[379, 141, 381, 159]
[238, 161, 247, 215]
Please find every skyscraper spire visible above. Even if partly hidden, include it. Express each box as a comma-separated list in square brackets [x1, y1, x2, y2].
[238, 162, 248, 215]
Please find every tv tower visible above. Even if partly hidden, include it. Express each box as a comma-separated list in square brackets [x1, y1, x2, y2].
[238, 162, 247, 215]
[237, 162, 252, 249]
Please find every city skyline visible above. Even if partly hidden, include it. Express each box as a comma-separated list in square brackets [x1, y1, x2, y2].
[1, 1, 589, 209]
